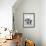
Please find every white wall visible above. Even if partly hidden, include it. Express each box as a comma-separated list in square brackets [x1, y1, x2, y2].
[40, 0, 46, 46]
[0, 0, 16, 30]
[13, 0, 41, 46]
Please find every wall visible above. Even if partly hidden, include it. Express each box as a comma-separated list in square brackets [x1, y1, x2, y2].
[13, 0, 41, 46]
[0, 0, 16, 30]
[40, 0, 46, 46]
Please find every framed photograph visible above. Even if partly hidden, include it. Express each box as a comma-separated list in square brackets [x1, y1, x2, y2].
[23, 13, 35, 28]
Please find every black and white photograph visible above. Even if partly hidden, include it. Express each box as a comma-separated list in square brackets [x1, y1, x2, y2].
[23, 13, 35, 28]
